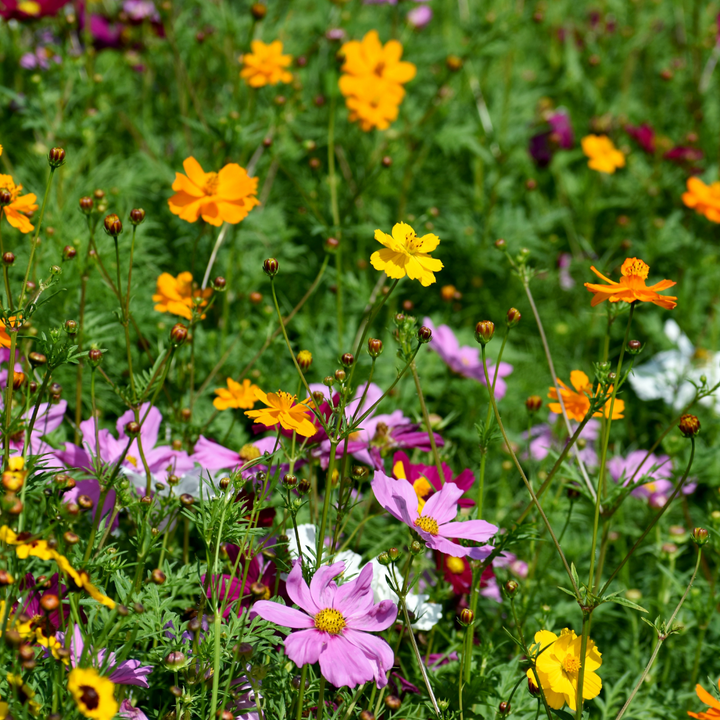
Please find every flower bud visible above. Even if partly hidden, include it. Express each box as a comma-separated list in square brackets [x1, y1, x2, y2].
[475, 321, 495, 345]
[129, 208, 146, 225]
[322, 376, 334, 387]
[325, 237, 339, 253]
[417, 326, 432, 343]
[368, 338, 383, 358]
[499, 701, 511, 714]
[0, 190, 11, 206]
[692, 527, 709, 546]
[79, 196, 94, 214]
[506, 307, 521, 328]
[87, 348, 103, 367]
[250, 2, 266, 19]
[446, 54, 463, 71]
[410, 540, 423, 555]
[0, 569, 15, 586]
[125, 421, 141, 437]
[103, 214, 123, 237]
[341, 353, 354, 368]
[282, 473, 297, 489]
[627, 339, 643, 354]
[297, 350, 312, 371]
[29, 352, 46, 367]
[164, 651, 186, 668]
[12, 372, 24, 391]
[505, 580, 519, 595]
[312, 391, 326, 405]
[234, 642, 254, 660]
[359, 711, 374, 720]
[334, 369, 346, 382]
[40, 594, 59, 612]
[377, 551, 391, 566]
[170, 323, 188, 346]
[679, 414, 700, 437]
[151, 569, 166, 585]
[297, 478, 311, 494]
[170, 685, 182, 697]
[385, 695, 401, 710]
[77, 495, 94, 510]
[48, 147, 66, 168]
[495, 238, 506, 249]
[459, 608, 474, 626]
[525, 395, 542, 413]
[291, 675, 309, 690]
[63, 531, 80, 545]
[263, 258, 279, 277]
[2, 252, 14, 266]
[180, 493, 194, 507]
[64, 320, 78, 336]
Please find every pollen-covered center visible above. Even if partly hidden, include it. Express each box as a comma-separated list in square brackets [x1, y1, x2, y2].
[203, 172, 220, 196]
[621, 258, 649, 280]
[404, 231, 423, 253]
[239, 444, 261, 462]
[562, 655, 581, 676]
[314, 608, 346, 634]
[414, 515, 439, 535]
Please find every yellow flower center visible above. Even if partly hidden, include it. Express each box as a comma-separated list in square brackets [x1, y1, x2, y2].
[562, 654, 581, 676]
[414, 515, 439, 535]
[203, 172, 220, 196]
[18, 1, 41, 15]
[621, 258, 649, 280]
[239, 444, 261, 461]
[404, 230, 423, 253]
[126, 455, 138, 468]
[446, 556, 466, 574]
[314, 608, 346, 634]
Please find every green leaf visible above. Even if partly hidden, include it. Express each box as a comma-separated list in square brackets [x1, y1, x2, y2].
[605, 596, 648, 613]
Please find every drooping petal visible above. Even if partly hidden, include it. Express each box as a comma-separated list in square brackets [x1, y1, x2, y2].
[309, 563, 344, 609]
[420, 482, 464, 525]
[252, 600, 314, 629]
[284, 628, 324, 666]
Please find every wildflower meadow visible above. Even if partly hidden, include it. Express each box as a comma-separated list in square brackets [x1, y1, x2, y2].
[1, 1, 720, 719]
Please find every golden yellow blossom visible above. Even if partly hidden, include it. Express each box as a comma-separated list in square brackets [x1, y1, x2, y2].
[0, 175, 38, 234]
[581, 134, 625, 174]
[682, 176, 720, 223]
[245, 389, 316, 437]
[240, 40, 293, 87]
[152, 272, 212, 320]
[548, 370, 625, 422]
[370, 222, 443, 287]
[213, 378, 259, 411]
[68, 667, 118, 720]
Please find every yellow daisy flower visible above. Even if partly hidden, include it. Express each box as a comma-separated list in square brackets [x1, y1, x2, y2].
[68, 667, 118, 720]
[370, 222, 443, 287]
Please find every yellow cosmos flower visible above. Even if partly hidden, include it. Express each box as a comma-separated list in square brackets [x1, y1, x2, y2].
[0, 601, 34, 640]
[370, 222, 443, 287]
[240, 40, 293, 87]
[168, 157, 259, 226]
[245, 389, 316, 437]
[581, 134, 625, 174]
[527, 628, 602, 711]
[548, 370, 624, 422]
[152, 271, 213, 320]
[0, 174, 38, 234]
[3, 456, 27, 492]
[6, 673, 40, 716]
[68, 668, 118, 720]
[213, 378, 259, 411]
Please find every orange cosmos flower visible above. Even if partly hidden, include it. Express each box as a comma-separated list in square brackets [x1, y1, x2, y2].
[548, 370, 625, 422]
[153, 272, 212, 320]
[584, 258, 677, 310]
[213, 378, 259, 411]
[343, 77, 406, 131]
[581, 135, 625, 174]
[0, 174, 38, 234]
[0, 317, 21, 348]
[689, 680, 720, 720]
[240, 40, 293, 88]
[682, 177, 720, 223]
[245, 389, 316, 437]
[168, 157, 259, 226]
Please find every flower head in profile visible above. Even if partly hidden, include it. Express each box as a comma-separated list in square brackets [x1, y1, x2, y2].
[370, 222, 442, 287]
[548, 370, 624, 422]
[245, 389, 316, 437]
[371, 470, 497, 557]
[584, 258, 677, 309]
[682, 177, 720, 223]
[689, 679, 720, 720]
[526, 628, 602, 711]
[168, 157, 259, 226]
[254, 560, 397, 688]
[213, 378, 259, 411]
[581, 134, 625, 173]
[240, 40, 293, 87]
[152, 272, 212, 320]
[0, 174, 38, 234]
[68, 667, 119, 720]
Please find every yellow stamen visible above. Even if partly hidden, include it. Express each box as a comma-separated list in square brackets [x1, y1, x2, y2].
[414, 515, 439, 536]
[314, 608, 346, 634]
[562, 654, 581, 675]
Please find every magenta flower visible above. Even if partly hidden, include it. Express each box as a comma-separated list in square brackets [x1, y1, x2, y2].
[254, 561, 397, 689]
[422, 318, 513, 399]
[192, 435, 277, 476]
[119, 700, 149, 720]
[625, 123, 655, 154]
[529, 110, 574, 166]
[372, 470, 498, 558]
[607, 450, 679, 505]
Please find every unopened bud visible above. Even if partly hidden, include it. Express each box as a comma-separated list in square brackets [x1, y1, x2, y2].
[385, 695, 401, 710]
[151, 569, 166, 585]
[29, 352, 47, 367]
[446, 54, 463, 71]
[417, 326, 432, 343]
[40, 594, 59, 611]
[64, 320, 78, 336]
[495, 238, 506, 250]
[297, 478, 311, 494]
[459, 608, 474, 625]
[87, 348, 103, 366]
[628, 339, 642, 354]
[48, 147, 66, 168]
[282, 474, 297, 489]
[12, 372, 24, 391]
[0, 190, 11, 206]
[679, 414, 700, 438]
[506, 307, 521, 328]
[103, 214, 123, 237]
[180, 493, 194, 507]
[164, 651, 186, 668]
[250, 2, 266, 19]
[297, 350, 312, 371]
[171, 323, 188, 346]
[79, 196, 94, 213]
[359, 711, 374, 720]
[334, 369, 346, 382]
[63, 531, 80, 545]
[0, 569, 15, 586]
[129, 208, 146, 225]
[475, 321, 495, 345]
[325, 237, 339, 253]
[341, 353, 354, 368]
[77, 495, 94, 510]
[377, 551, 391, 566]
[525, 395, 542, 413]
[692, 527, 709, 546]
[263, 258, 279, 277]
[367, 338, 383, 358]
[322, 376, 334, 387]
[505, 580, 519, 595]
[499, 701, 511, 714]
[410, 540, 423, 555]
[125, 421, 141, 437]
[2, 252, 14, 266]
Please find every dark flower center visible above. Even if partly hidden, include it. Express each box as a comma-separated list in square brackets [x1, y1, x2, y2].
[80, 685, 100, 710]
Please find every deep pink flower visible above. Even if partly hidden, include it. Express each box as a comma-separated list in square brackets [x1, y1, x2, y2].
[0, 0, 70, 20]
[529, 110, 574, 166]
[254, 561, 397, 689]
[422, 318, 513, 399]
[192, 435, 277, 476]
[625, 123, 655, 154]
[372, 470, 498, 558]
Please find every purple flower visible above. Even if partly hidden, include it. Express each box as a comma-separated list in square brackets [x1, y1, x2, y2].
[625, 123, 655, 154]
[548, 111, 574, 148]
[529, 110, 574, 166]
[422, 318, 513, 399]
[371, 470, 497, 558]
[407, 5, 432, 28]
[607, 450, 674, 504]
[119, 700, 149, 720]
[123, 0, 159, 21]
[254, 561, 397, 689]
[59, 626, 153, 687]
[558, 253, 575, 290]
[524, 419, 600, 467]
[192, 436, 277, 476]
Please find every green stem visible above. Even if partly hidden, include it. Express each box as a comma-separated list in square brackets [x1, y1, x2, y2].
[410, 360, 444, 486]
[317, 676, 326, 720]
[295, 665, 308, 720]
[328, 97, 342, 351]
[3, 329, 17, 470]
[316, 441, 338, 569]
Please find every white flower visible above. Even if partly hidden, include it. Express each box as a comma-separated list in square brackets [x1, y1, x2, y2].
[368, 558, 442, 631]
[629, 320, 720, 412]
[287, 524, 363, 578]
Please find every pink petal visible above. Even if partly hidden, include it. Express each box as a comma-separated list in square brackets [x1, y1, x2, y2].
[253, 600, 314, 629]
[425, 534, 473, 557]
[284, 628, 323, 666]
[420, 482, 463, 524]
[286, 561, 319, 615]
[343, 628, 395, 688]
[437, 518, 498, 543]
[371, 470, 406, 523]
[346, 599, 397, 632]
[318, 634, 376, 688]
[309, 563, 344, 609]
[332, 563, 375, 617]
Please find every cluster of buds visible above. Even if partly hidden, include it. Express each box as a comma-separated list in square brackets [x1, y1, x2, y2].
[376, 546, 401, 566]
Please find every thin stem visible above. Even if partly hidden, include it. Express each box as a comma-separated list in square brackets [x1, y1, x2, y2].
[295, 665, 308, 720]
[410, 360, 444, 486]
[315, 441, 338, 570]
[317, 676, 326, 720]
[615, 548, 702, 720]
[3, 329, 17, 470]
[327, 98, 343, 351]
[202, 222, 229, 290]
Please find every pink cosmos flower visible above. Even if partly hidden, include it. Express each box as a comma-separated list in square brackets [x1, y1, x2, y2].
[524, 419, 600, 467]
[407, 5, 432, 28]
[372, 470, 498, 558]
[254, 561, 397, 689]
[119, 701, 149, 720]
[422, 318, 513, 399]
[192, 435, 278, 476]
